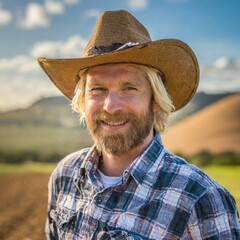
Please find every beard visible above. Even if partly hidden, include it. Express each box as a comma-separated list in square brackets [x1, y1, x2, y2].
[85, 104, 154, 156]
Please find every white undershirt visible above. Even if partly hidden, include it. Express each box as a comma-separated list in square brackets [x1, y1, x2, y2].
[98, 170, 122, 188]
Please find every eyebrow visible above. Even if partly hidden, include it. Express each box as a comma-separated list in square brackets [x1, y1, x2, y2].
[87, 80, 142, 87]
[86, 81, 105, 87]
[121, 81, 142, 86]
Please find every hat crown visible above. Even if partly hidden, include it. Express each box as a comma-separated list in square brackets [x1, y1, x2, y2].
[83, 10, 151, 57]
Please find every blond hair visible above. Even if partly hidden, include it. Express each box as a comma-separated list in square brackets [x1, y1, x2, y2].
[72, 64, 175, 133]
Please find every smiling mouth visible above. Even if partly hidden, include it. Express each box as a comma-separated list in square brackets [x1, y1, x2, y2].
[101, 120, 127, 126]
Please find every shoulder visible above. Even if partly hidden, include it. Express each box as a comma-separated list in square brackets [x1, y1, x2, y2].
[159, 149, 230, 201]
[49, 147, 91, 189]
[160, 150, 239, 225]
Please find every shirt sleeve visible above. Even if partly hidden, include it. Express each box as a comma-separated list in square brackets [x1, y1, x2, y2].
[187, 187, 240, 239]
[45, 169, 59, 240]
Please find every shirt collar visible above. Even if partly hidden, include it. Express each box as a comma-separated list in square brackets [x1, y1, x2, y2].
[80, 144, 99, 176]
[80, 133, 163, 186]
[126, 133, 163, 185]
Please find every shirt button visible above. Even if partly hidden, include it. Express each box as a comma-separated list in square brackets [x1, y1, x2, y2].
[96, 195, 103, 203]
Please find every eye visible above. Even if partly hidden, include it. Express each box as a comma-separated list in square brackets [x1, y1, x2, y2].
[124, 87, 138, 91]
[91, 87, 106, 92]
[88, 87, 107, 96]
[89, 87, 108, 93]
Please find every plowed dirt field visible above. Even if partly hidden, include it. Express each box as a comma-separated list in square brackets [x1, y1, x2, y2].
[0, 173, 49, 240]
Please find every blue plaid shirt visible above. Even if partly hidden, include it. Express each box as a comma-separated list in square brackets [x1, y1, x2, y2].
[46, 133, 240, 239]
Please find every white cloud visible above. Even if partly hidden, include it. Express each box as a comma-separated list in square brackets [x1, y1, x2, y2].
[0, 7, 13, 25]
[0, 55, 39, 73]
[19, 3, 50, 29]
[31, 35, 87, 58]
[0, 53, 59, 111]
[45, 0, 65, 15]
[0, 33, 87, 111]
[214, 57, 230, 69]
[213, 57, 240, 70]
[128, 0, 148, 10]
[202, 57, 240, 77]
[0, 73, 59, 111]
[199, 75, 240, 94]
[63, 35, 88, 56]
[17, 0, 81, 29]
[85, 9, 102, 19]
[63, 0, 80, 5]
[31, 41, 62, 57]
[199, 57, 240, 93]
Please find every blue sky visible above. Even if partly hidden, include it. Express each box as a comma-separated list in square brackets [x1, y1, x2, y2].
[0, 0, 239, 111]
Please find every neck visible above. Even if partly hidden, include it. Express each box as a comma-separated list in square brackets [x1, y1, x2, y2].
[99, 128, 154, 176]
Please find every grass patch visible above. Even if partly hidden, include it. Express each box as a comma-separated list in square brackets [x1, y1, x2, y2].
[0, 162, 56, 174]
[0, 125, 93, 153]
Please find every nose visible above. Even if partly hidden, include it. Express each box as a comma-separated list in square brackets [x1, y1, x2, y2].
[103, 91, 123, 114]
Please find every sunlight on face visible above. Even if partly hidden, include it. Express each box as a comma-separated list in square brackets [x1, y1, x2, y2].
[84, 64, 155, 156]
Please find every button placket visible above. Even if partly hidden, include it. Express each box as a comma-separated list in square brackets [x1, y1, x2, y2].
[96, 195, 103, 203]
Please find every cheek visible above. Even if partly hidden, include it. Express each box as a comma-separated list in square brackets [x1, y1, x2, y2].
[84, 99, 100, 116]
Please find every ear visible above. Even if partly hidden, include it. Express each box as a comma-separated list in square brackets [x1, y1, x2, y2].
[152, 101, 159, 113]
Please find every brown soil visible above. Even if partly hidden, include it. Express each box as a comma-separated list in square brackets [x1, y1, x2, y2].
[0, 173, 50, 240]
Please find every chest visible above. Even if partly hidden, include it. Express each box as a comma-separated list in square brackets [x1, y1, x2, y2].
[52, 177, 192, 239]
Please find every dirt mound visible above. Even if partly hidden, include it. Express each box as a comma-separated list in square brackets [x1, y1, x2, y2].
[162, 93, 240, 156]
[0, 173, 49, 240]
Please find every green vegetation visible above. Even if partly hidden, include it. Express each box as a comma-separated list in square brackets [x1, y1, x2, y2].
[0, 162, 56, 173]
[189, 151, 240, 166]
[174, 151, 240, 167]
[0, 125, 93, 152]
[0, 125, 93, 163]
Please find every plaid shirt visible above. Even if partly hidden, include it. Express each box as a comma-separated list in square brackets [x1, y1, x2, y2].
[46, 133, 240, 239]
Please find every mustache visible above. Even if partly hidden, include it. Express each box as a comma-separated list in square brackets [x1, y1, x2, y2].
[92, 111, 136, 122]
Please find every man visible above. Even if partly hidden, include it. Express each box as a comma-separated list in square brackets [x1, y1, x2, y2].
[38, 10, 240, 239]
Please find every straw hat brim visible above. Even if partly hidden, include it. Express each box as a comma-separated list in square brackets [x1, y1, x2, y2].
[37, 39, 199, 111]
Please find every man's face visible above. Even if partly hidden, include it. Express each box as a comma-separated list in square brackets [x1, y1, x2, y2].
[84, 63, 156, 156]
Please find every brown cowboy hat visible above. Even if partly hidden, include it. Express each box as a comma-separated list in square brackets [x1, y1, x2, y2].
[37, 10, 199, 111]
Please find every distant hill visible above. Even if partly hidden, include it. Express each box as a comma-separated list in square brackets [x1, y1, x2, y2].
[171, 92, 234, 122]
[0, 96, 79, 127]
[162, 93, 240, 156]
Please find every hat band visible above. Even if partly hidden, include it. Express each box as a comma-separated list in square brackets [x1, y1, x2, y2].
[87, 42, 139, 56]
